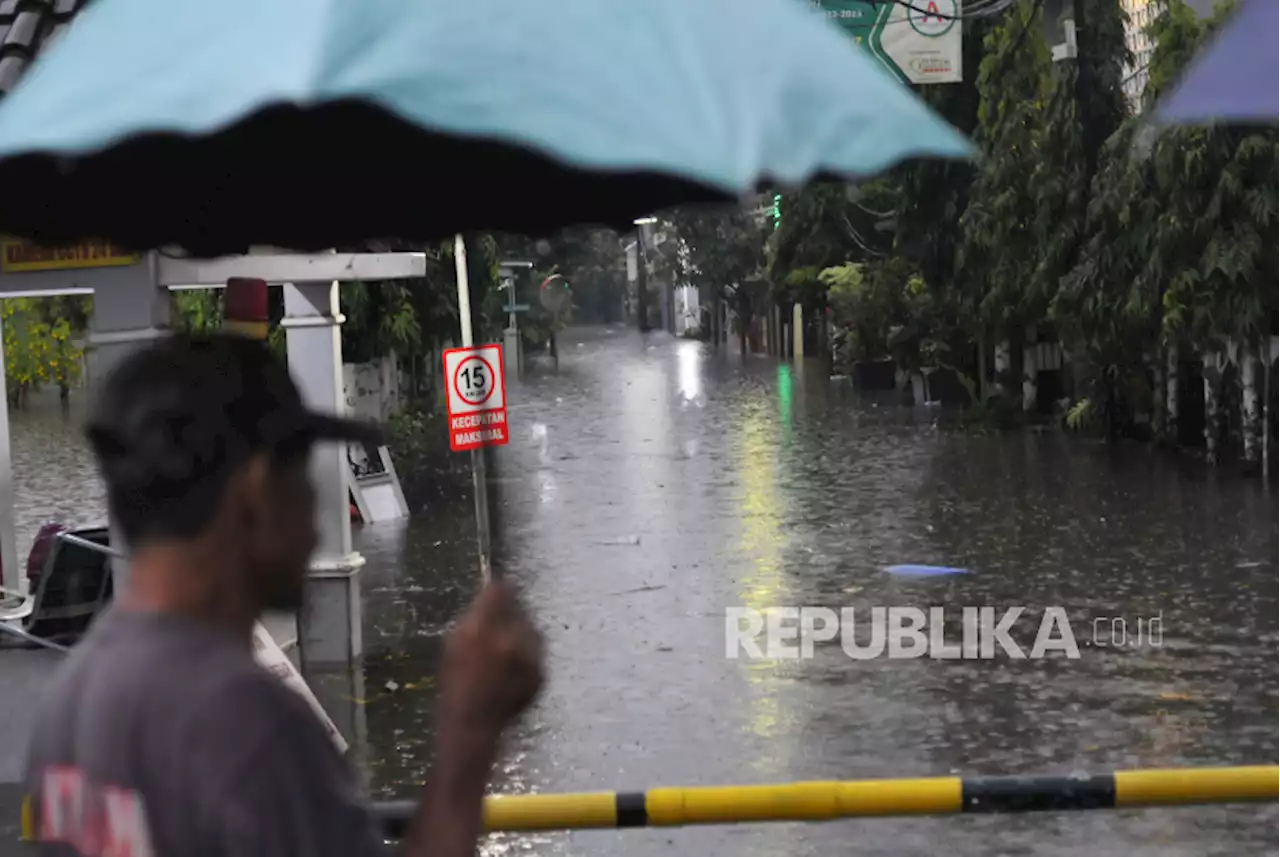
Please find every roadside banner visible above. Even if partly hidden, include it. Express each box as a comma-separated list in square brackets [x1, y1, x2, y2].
[0, 237, 141, 272]
[813, 0, 962, 85]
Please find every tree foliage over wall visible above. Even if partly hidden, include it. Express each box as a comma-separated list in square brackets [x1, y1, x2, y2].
[655, 202, 771, 350]
[3, 297, 91, 408]
[15, 0, 1274, 464]
[496, 227, 630, 328]
[767, 0, 1273, 454]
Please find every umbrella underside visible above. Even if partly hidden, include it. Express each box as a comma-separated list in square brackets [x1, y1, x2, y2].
[0, 100, 740, 256]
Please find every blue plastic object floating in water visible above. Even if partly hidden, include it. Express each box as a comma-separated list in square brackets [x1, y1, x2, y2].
[884, 564, 967, 577]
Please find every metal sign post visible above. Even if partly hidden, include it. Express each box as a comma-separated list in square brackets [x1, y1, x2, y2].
[498, 260, 532, 382]
[499, 260, 533, 331]
[451, 235, 509, 582]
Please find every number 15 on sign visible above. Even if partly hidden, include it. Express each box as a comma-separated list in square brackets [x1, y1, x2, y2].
[442, 344, 509, 452]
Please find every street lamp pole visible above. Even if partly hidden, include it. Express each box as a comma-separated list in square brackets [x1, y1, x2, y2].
[634, 217, 657, 333]
[1071, 0, 1096, 181]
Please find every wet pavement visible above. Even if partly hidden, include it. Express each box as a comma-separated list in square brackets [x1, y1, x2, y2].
[3, 324, 1278, 856]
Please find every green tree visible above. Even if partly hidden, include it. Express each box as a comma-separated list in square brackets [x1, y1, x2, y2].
[1057, 0, 1277, 449]
[172, 289, 223, 334]
[892, 15, 991, 300]
[956, 0, 1054, 393]
[497, 228, 628, 325]
[2, 298, 86, 408]
[769, 180, 896, 316]
[335, 234, 503, 368]
[662, 202, 770, 352]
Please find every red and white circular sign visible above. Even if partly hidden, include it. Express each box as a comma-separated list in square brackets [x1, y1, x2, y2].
[452, 354, 496, 406]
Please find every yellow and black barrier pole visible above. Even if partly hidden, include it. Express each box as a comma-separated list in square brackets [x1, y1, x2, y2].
[367, 766, 1277, 838]
[20, 765, 1277, 841]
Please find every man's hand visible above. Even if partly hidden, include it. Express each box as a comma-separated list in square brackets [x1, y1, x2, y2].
[404, 582, 543, 857]
[439, 581, 544, 733]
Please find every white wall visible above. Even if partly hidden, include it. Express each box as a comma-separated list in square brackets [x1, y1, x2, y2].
[674, 285, 700, 335]
[342, 353, 400, 424]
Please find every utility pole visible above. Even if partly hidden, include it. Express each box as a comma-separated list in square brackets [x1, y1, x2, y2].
[1071, 0, 1098, 184]
[637, 241, 650, 335]
[454, 234, 495, 582]
[634, 219, 653, 333]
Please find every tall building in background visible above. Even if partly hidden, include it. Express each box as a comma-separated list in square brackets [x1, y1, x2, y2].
[1121, 0, 1215, 111]
[1122, 0, 1163, 109]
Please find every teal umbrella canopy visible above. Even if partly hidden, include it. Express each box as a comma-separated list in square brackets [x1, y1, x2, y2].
[0, 0, 973, 255]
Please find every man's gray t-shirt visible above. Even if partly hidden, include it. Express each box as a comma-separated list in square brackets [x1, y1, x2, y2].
[24, 609, 385, 856]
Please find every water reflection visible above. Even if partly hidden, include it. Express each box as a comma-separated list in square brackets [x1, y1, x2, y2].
[7, 329, 1277, 857]
[730, 404, 791, 769]
[775, 364, 794, 448]
[9, 393, 106, 552]
[676, 340, 703, 406]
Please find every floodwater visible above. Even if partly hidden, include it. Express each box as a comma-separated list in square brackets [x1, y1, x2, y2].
[7, 325, 1278, 857]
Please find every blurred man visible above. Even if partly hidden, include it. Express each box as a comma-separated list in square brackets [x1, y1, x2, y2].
[25, 333, 542, 856]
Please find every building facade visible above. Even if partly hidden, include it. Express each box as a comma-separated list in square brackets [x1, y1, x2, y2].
[1121, 0, 1215, 111]
[1122, 0, 1164, 108]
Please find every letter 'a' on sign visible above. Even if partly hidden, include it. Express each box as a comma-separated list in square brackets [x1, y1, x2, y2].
[442, 344, 510, 453]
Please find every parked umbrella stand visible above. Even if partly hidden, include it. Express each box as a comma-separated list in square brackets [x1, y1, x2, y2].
[367, 765, 1278, 837]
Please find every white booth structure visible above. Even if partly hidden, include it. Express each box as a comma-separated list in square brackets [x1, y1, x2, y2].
[0, 244, 426, 672]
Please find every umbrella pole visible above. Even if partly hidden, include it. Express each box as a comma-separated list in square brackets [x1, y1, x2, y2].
[453, 235, 495, 582]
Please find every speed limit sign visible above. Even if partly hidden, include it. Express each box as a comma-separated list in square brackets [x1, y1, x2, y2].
[442, 344, 508, 452]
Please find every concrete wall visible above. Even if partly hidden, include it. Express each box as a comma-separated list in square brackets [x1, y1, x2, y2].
[342, 354, 401, 425]
[674, 285, 700, 336]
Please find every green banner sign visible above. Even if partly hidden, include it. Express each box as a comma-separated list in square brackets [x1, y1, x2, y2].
[812, 0, 962, 85]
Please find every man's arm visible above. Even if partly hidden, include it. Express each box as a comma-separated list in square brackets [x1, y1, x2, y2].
[401, 724, 499, 855]
[401, 581, 543, 857]
[212, 581, 540, 857]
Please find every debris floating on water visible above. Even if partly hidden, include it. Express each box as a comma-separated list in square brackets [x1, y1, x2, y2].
[612, 584, 666, 596]
[597, 535, 641, 546]
[884, 564, 968, 577]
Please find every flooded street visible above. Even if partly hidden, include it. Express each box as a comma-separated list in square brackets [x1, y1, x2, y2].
[8, 325, 1278, 856]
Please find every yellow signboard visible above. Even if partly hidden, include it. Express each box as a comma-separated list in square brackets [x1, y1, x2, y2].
[0, 237, 141, 273]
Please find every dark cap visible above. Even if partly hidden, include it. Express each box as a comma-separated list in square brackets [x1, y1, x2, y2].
[86, 333, 383, 488]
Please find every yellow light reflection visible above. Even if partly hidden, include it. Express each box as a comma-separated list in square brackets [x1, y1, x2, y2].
[732, 401, 792, 761]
